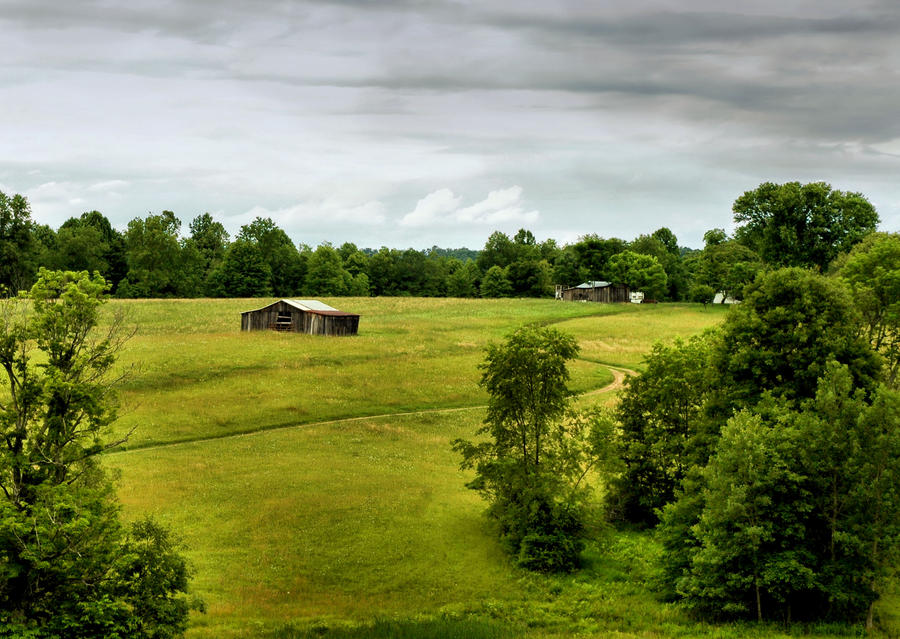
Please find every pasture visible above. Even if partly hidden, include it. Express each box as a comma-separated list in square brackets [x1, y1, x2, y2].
[103, 299, 896, 638]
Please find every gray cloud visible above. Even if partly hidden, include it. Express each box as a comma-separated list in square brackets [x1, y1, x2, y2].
[1, 0, 899, 249]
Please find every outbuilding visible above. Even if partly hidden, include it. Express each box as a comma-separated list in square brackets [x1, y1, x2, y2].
[556, 281, 631, 303]
[241, 299, 360, 336]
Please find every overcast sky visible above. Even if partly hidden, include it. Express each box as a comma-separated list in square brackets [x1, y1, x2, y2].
[3, 1, 899, 250]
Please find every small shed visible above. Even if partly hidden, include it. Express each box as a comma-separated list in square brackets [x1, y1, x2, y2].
[241, 299, 360, 336]
[558, 281, 631, 303]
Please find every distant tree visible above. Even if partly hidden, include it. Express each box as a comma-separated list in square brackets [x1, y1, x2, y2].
[366, 248, 399, 296]
[507, 259, 552, 297]
[208, 239, 272, 297]
[238, 217, 305, 296]
[452, 326, 616, 571]
[607, 251, 667, 300]
[552, 246, 581, 287]
[188, 213, 229, 293]
[572, 235, 627, 281]
[480, 265, 512, 298]
[305, 244, 351, 295]
[651, 227, 680, 255]
[733, 182, 879, 270]
[690, 240, 762, 302]
[477, 231, 517, 272]
[0, 190, 36, 291]
[0, 269, 201, 635]
[446, 260, 480, 298]
[121, 211, 184, 297]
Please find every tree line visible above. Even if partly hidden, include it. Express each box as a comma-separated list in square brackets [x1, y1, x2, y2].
[0, 181, 880, 300]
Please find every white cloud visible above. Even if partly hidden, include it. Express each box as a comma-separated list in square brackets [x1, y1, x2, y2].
[238, 198, 387, 235]
[399, 186, 539, 228]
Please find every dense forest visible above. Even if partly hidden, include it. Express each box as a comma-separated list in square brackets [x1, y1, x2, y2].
[0, 182, 880, 302]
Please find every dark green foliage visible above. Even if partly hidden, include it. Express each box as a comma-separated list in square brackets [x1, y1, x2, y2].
[122, 211, 186, 297]
[607, 250, 667, 300]
[710, 268, 880, 410]
[452, 326, 616, 572]
[209, 239, 273, 297]
[480, 266, 512, 298]
[835, 232, 900, 386]
[688, 240, 762, 302]
[0, 190, 36, 292]
[733, 182, 878, 270]
[238, 217, 306, 296]
[613, 334, 715, 524]
[0, 270, 199, 637]
[665, 365, 900, 623]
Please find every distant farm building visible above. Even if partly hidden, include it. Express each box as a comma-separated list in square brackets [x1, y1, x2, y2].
[556, 281, 631, 303]
[241, 300, 360, 336]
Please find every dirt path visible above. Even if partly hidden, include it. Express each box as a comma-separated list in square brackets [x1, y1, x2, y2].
[111, 363, 637, 455]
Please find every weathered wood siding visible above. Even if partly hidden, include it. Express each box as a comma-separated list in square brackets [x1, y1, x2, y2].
[561, 284, 630, 303]
[241, 301, 360, 335]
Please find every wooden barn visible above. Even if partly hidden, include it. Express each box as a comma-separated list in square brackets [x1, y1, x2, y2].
[557, 281, 631, 303]
[241, 300, 360, 336]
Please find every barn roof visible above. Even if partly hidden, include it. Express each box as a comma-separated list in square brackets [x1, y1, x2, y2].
[572, 281, 611, 289]
[241, 299, 359, 317]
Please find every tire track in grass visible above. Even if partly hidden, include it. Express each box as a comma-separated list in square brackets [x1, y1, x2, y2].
[108, 363, 637, 456]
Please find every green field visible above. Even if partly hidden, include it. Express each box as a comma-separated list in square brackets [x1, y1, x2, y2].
[103, 299, 896, 638]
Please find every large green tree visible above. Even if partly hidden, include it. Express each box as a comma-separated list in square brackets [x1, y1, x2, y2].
[452, 326, 615, 571]
[0, 269, 199, 636]
[733, 182, 878, 270]
[607, 250, 668, 300]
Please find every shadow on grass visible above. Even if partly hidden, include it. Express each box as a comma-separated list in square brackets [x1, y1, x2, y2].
[265, 618, 517, 639]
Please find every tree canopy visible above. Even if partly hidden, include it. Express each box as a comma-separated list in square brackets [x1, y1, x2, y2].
[733, 182, 878, 270]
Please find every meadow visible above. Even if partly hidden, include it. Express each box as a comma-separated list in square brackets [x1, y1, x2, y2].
[103, 298, 897, 638]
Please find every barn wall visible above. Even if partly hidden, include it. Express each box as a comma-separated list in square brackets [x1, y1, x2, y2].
[242, 302, 359, 335]
[561, 285, 630, 303]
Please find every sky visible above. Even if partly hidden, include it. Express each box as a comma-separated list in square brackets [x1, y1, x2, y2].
[2, 0, 900, 250]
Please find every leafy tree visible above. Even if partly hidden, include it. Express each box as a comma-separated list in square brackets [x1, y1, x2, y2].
[651, 227, 680, 255]
[670, 364, 900, 623]
[835, 232, 900, 385]
[480, 265, 512, 298]
[208, 239, 272, 297]
[366, 248, 398, 296]
[506, 259, 552, 297]
[689, 240, 762, 302]
[0, 269, 200, 635]
[477, 231, 517, 272]
[572, 234, 627, 282]
[551, 245, 581, 288]
[305, 244, 350, 296]
[607, 250, 667, 300]
[188, 213, 229, 294]
[631, 232, 689, 300]
[0, 190, 36, 291]
[613, 334, 715, 524]
[452, 326, 614, 571]
[733, 182, 879, 270]
[122, 211, 185, 297]
[709, 267, 880, 411]
[238, 217, 305, 296]
[446, 260, 481, 298]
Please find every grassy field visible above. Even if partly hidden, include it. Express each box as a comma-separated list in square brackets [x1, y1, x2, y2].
[102, 298, 896, 638]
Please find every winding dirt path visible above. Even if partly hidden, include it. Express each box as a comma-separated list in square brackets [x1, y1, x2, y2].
[111, 363, 637, 455]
